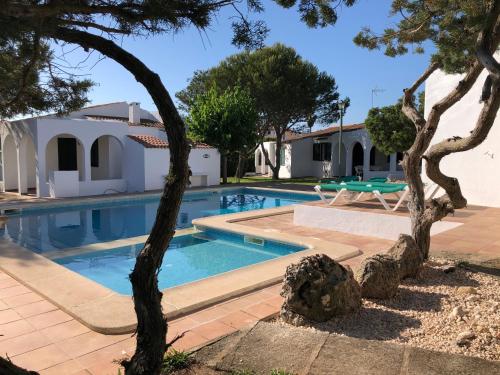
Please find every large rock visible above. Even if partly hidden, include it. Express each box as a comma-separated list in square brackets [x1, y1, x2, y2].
[387, 234, 424, 279]
[355, 254, 399, 299]
[280, 254, 361, 326]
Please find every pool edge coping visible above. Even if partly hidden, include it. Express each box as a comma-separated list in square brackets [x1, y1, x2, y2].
[0, 194, 358, 335]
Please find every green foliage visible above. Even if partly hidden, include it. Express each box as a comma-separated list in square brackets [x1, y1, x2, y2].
[270, 369, 295, 375]
[353, 1, 493, 73]
[0, 32, 92, 119]
[364, 104, 416, 155]
[162, 349, 192, 374]
[177, 43, 347, 132]
[187, 86, 258, 155]
[274, 0, 357, 28]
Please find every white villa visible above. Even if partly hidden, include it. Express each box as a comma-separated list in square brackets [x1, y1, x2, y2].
[0, 102, 220, 198]
[255, 124, 405, 180]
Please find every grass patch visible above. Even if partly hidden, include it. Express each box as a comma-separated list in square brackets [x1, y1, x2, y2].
[162, 349, 192, 374]
[231, 370, 256, 375]
[270, 370, 295, 375]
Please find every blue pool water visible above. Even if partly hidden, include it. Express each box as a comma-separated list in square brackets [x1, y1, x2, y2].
[1, 188, 317, 253]
[54, 229, 305, 295]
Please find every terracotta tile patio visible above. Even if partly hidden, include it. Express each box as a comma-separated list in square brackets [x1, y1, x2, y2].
[1, 199, 499, 374]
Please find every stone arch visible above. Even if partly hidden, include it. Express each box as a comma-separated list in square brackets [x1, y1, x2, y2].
[351, 142, 364, 176]
[369, 146, 390, 171]
[45, 133, 85, 182]
[89, 135, 123, 180]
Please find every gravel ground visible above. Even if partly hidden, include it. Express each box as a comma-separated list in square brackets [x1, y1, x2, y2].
[278, 259, 500, 361]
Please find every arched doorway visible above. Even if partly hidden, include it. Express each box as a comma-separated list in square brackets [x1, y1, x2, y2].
[370, 146, 390, 171]
[45, 134, 85, 182]
[90, 135, 123, 180]
[396, 152, 404, 171]
[3, 134, 18, 192]
[19, 136, 37, 194]
[351, 142, 364, 176]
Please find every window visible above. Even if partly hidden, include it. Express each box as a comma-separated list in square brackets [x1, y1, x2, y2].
[257, 152, 262, 166]
[57, 138, 77, 171]
[91, 140, 99, 167]
[280, 147, 286, 166]
[312, 143, 331, 161]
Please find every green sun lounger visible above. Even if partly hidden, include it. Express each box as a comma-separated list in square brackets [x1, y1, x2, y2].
[319, 175, 359, 184]
[367, 177, 388, 183]
[314, 181, 409, 211]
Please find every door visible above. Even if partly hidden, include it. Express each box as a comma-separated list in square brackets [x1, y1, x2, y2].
[58, 138, 77, 171]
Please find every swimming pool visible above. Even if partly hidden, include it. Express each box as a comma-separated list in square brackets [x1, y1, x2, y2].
[54, 229, 305, 295]
[1, 188, 317, 253]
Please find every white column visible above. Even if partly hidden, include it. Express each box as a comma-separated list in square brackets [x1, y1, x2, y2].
[16, 145, 27, 194]
[345, 144, 353, 177]
[363, 146, 371, 180]
[84, 143, 91, 182]
[36, 140, 49, 197]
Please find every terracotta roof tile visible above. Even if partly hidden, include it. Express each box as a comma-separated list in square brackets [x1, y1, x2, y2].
[128, 135, 215, 150]
[284, 123, 365, 142]
[127, 135, 168, 148]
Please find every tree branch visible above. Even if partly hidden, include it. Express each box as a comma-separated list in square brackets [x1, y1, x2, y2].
[402, 61, 440, 131]
[475, 0, 500, 80]
[424, 78, 500, 222]
[59, 19, 131, 35]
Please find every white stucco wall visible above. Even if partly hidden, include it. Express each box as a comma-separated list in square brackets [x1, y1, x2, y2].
[123, 138, 145, 193]
[422, 68, 500, 207]
[275, 128, 405, 180]
[144, 148, 170, 191]
[1, 102, 221, 197]
[189, 148, 220, 186]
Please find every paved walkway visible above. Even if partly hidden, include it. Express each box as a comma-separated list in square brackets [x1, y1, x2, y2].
[0, 273, 282, 374]
[1, 198, 499, 374]
[193, 321, 500, 375]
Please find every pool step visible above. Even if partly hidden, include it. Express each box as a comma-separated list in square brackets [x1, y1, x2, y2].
[244, 235, 265, 246]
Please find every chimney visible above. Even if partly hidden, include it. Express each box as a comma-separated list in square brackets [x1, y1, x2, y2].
[129, 102, 141, 124]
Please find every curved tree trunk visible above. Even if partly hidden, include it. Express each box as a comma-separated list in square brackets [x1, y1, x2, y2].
[49, 27, 190, 375]
[401, 3, 500, 260]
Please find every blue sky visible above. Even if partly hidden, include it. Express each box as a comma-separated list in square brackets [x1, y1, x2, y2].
[59, 0, 433, 127]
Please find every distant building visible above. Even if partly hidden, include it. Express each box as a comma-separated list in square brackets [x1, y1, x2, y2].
[0, 102, 220, 198]
[255, 124, 405, 180]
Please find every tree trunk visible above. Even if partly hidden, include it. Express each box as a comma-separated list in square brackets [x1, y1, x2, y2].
[402, 151, 431, 258]
[235, 152, 245, 182]
[49, 27, 191, 375]
[222, 154, 228, 184]
[273, 136, 282, 180]
[0, 357, 39, 375]
[400, 3, 500, 261]
[259, 142, 276, 177]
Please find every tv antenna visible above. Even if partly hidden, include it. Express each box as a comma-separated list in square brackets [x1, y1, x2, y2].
[371, 86, 385, 108]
